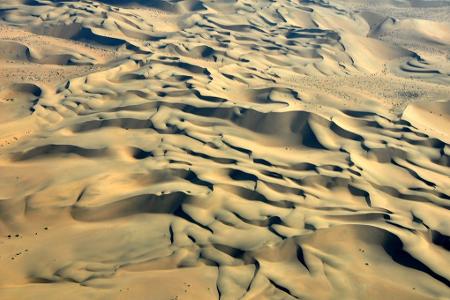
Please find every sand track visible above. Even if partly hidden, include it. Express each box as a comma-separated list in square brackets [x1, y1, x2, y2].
[0, 0, 449, 299]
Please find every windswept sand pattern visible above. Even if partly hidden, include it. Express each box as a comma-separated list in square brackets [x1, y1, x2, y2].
[0, 0, 449, 299]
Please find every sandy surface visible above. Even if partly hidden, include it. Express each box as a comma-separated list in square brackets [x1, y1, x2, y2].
[0, 0, 449, 299]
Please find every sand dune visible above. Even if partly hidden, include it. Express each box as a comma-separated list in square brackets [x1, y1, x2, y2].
[0, 0, 449, 299]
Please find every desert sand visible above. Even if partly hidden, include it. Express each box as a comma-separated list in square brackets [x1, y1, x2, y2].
[0, 0, 449, 299]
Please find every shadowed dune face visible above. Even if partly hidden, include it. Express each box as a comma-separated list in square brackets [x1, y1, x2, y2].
[0, 0, 449, 299]
[0, 83, 40, 122]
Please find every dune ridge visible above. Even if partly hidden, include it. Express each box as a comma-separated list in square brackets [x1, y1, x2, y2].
[0, 0, 449, 299]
